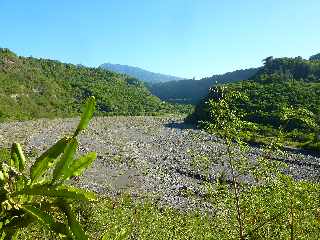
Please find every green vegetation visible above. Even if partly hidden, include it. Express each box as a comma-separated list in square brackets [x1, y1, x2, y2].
[0, 97, 97, 239]
[18, 181, 320, 240]
[309, 53, 320, 61]
[191, 89, 320, 239]
[1, 48, 320, 239]
[16, 92, 320, 239]
[0, 48, 191, 122]
[16, 174, 320, 240]
[189, 56, 320, 151]
[148, 68, 258, 104]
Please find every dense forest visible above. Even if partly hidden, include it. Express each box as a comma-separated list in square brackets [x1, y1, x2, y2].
[189, 55, 320, 151]
[309, 53, 320, 61]
[0, 48, 191, 122]
[148, 68, 258, 104]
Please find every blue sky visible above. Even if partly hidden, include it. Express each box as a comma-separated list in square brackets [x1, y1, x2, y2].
[1, 0, 320, 78]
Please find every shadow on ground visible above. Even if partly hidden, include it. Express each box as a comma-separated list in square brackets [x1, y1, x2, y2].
[164, 120, 197, 130]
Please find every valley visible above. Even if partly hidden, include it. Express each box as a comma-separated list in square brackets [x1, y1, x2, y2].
[1, 116, 319, 211]
[1, 48, 320, 239]
[2, 1, 320, 238]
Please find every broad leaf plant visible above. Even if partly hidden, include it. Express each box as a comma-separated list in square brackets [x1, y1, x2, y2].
[0, 97, 97, 239]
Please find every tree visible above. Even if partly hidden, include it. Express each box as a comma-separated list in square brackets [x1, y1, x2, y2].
[309, 53, 320, 61]
[262, 56, 274, 65]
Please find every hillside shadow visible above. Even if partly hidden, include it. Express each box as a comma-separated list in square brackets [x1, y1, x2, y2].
[164, 121, 198, 130]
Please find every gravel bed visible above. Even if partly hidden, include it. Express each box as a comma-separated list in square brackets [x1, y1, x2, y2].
[0, 116, 319, 210]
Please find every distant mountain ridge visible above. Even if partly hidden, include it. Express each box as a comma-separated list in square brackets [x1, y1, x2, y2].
[148, 68, 259, 104]
[99, 63, 185, 83]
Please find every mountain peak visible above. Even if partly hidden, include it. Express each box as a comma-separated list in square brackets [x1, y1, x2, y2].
[99, 63, 185, 83]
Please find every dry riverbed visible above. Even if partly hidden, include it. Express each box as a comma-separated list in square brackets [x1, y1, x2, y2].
[0, 116, 319, 209]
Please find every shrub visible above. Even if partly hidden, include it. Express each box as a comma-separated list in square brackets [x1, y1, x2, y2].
[0, 96, 97, 239]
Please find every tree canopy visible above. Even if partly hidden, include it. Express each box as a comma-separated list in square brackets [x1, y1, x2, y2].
[309, 53, 320, 61]
[0, 49, 191, 122]
[188, 56, 320, 151]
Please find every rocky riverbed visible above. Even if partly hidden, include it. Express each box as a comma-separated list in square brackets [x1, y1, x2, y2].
[0, 116, 319, 209]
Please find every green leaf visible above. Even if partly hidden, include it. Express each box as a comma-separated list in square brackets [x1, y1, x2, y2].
[52, 138, 78, 183]
[59, 200, 88, 240]
[62, 152, 97, 181]
[30, 137, 70, 183]
[16, 184, 96, 201]
[14, 175, 27, 192]
[0, 171, 4, 181]
[2, 229, 18, 240]
[74, 96, 96, 137]
[10, 143, 26, 171]
[4, 212, 35, 230]
[22, 205, 69, 235]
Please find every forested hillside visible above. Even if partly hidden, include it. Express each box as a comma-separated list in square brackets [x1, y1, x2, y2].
[148, 68, 258, 104]
[99, 63, 184, 83]
[309, 53, 320, 61]
[189, 56, 320, 150]
[0, 48, 189, 122]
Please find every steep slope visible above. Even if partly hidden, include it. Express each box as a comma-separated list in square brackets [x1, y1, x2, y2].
[0, 48, 188, 122]
[189, 56, 320, 150]
[310, 53, 320, 61]
[148, 68, 259, 104]
[99, 63, 184, 83]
